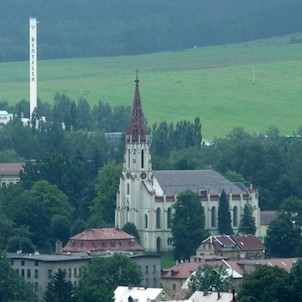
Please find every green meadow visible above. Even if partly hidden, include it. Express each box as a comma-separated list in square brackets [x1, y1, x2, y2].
[1, 34, 302, 139]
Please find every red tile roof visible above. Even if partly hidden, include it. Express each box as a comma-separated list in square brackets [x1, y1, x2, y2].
[202, 235, 265, 252]
[231, 235, 265, 251]
[236, 258, 298, 273]
[161, 262, 206, 280]
[63, 228, 143, 253]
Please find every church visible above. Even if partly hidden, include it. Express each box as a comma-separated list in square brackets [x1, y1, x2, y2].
[115, 77, 260, 253]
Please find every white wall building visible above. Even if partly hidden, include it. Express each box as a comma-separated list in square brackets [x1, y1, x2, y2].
[0, 110, 13, 126]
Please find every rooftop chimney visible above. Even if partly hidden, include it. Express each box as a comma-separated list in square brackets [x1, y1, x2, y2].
[55, 239, 63, 255]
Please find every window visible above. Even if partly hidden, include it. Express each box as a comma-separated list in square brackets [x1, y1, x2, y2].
[144, 214, 148, 229]
[153, 265, 156, 273]
[27, 269, 31, 278]
[156, 208, 161, 229]
[34, 261, 39, 266]
[173, 284, 176, 290]
[167, 207, 172, 228]
[233, 206, 238, 227]
[211, 206, 216, 227]
[48, 270, 52, 278]
[145, 265, 149, 274]
[141, 150, 144, 168]
[68, 268, 72, 278]
[21, 269, 25, 277]
[21, 260, 25, 266]
[35, 269, 39, 279]
[74, 268, 77, 278]
[127, 183, 130, 195]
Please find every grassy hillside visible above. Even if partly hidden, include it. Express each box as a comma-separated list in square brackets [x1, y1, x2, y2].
[1, 34, 302, 139]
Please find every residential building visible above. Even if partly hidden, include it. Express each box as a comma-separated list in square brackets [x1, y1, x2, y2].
[161, 259, 243, 299]
[7, 252, 91, 301]
[63, 228, 161, 288]
[235, 257, 298, 274]
[115, 76, 261, 253]
[114, 285, 172, 302]
[0, 110, 13, 126]
[196, 234, 265, 260]
[161, 261, 206, 298]
[0, 163, 23, 186]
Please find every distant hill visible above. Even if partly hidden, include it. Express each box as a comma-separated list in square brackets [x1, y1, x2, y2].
[1, 34, 302, 138]
[1, 0, 302, 62]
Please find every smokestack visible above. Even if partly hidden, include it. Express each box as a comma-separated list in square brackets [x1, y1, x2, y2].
[29, 16, 38, 122]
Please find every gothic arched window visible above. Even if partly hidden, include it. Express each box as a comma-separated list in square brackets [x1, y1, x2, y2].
[144, 214, 148, 229]
[211, 206, 216, 228]
[167, 207, 172, 229]
[156, 208, 161, 229]
[141, 149, 144, 169]
[233, 206, 238, 227]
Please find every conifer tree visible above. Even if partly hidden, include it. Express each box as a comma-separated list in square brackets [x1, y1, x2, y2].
[43, 269, 76, 302]
[218, 190, 233, 235]
[238, 203, 256, 234]
[171, 190, 209, 259]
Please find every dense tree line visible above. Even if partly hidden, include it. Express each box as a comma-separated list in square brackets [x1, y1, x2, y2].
[1, 0, 302, 62]
[238, 261, 302, 302]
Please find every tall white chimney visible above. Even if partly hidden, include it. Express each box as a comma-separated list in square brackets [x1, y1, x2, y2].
[29, 16, 37, 121]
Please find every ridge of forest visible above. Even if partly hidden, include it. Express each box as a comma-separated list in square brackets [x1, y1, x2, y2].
[1, 0, 302, 61]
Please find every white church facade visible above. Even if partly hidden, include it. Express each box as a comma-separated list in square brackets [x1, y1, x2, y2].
[115, 77, 260, 253]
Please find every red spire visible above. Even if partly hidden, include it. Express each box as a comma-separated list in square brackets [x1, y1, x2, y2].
[127, 74, 147, 143]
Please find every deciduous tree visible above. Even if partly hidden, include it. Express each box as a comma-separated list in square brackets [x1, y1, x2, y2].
[90, 162, 122, 226]
[265, 211, 301, 258]
[237, 265, 289, 302]
[77, 253, 142, 302]
[122, 222, 141, 243]
[188, 264, 231, 295]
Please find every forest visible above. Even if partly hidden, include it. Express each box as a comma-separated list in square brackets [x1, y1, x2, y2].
[1, 0, 302, 62]
[1, 94, 302, 256]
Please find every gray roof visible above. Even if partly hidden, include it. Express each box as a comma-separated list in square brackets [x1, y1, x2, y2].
[153, 169, 247, 196]
[6, 252, 91, 262]
[0, 163, 23, 176]
[260, 211, 276, 225]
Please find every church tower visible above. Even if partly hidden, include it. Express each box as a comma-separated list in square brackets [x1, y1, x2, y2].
[115, 75, 156, 249]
